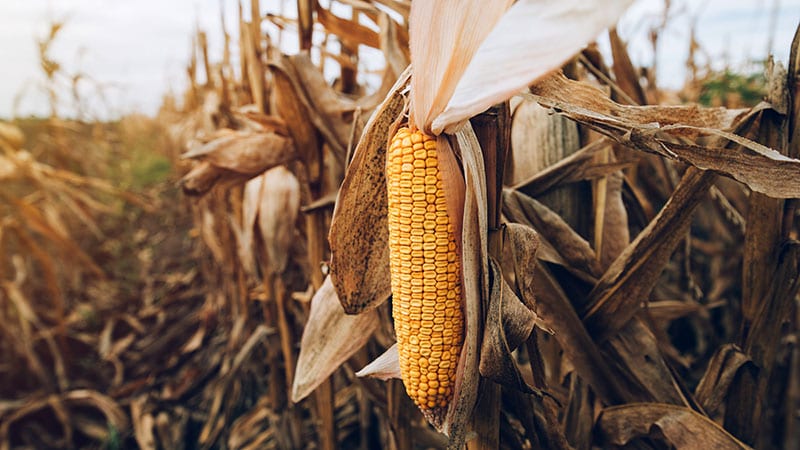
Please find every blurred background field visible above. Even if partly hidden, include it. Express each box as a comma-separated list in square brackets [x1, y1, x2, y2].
[1, 1, 799, 449]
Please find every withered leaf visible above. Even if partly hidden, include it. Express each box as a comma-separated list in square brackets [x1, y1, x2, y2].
[268, 55, 355, 161]
[597, 403, 752, 449]
[694, 344, 755, 417]
[503, 189, 602, 278]
[511, 138, 616, 195]
[316, 3, 380, 49]
[530, 73, 800, 198]
[502, 223, 626, 404]
[440, 123, 488, 447]
[182, 131, 295, 174]
[269, 60, 322, 182]
[581, 167, 716, 340]
[479, 258, 538, 393]
[328, 67, 410, 314]
[292, 276, 379, 403]
[356, 343, 401, 381]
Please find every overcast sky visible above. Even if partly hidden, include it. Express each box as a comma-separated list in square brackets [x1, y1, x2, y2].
[0, 0, 798, 119]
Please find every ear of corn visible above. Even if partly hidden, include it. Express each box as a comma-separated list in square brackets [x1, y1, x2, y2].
[385, 127, 464, 422]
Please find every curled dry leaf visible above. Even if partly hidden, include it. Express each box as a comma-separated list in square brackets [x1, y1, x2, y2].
[292, 276, 379, 403]
[328, 67, 410, 314]
[479, 257, 539, 393]
[597, 403, 752, 449]
[694, 344, 756, 417]
[269, 60, 321, 181]
[181, 131, 297, 195]
[316, 2, 380, 49]
[268, 55, 356, 161]
[502, 222, 626, 404]
[530, 73, 800, 198]
[503, 189, 602, 278]
[182, 131, 295, 174]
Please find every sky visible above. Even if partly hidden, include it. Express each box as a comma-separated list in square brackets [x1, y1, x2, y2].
[0, 0, 798, 120]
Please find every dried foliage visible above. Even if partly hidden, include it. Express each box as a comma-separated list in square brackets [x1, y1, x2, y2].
[3, 1, 800, 450]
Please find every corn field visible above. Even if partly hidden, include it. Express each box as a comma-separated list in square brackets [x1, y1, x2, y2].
[1, 1, 800, 449]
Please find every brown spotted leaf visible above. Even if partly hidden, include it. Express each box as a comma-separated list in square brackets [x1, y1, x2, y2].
[328, 67, 410, 314]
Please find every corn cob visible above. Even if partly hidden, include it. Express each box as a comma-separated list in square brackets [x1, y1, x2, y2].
[385, 127, 464, 417]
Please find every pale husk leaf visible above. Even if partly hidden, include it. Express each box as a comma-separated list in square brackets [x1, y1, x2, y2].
[432, 0, 635, 133]
[292, 276, 380, 402]
[257, 166, 301, 274]
[408, 0, 512, 132]
[356, 343, 401, 380]
[440, 123, 487, 447]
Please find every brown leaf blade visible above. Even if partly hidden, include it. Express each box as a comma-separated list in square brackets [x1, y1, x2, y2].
[597, 403, 752, 449]
[479, 258, 538, 393]
[530, 73, 800, 198]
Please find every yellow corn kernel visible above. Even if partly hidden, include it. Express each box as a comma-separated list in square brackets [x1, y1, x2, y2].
[385, 127, 463, 413]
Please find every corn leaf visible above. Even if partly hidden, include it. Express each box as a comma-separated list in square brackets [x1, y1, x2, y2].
[432, 0, 635, 133]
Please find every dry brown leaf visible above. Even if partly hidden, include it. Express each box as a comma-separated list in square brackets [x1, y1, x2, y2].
[530, 73, 800, 198]
[511, 138, 629, 194]
[581, 167, 715, 340]
[503, 189, 602, 278]
[316, 3, 380, 49]
[597, 403, 752, 449]
[268, 55, 355, 160]
[182, 131, 295, 174]
[441, 122, 488, 447]
[695, 344, 755, 417]
[597, 168, 629, 269]
[502, 223, 626, 404]
[292, 276, 379, 402]
[479, 258, 538, 393]
[328, 67, 410, 314]
[607, 28, 646, 105]
[378, 12, 410, 79]
[269, 60, 322, 182]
